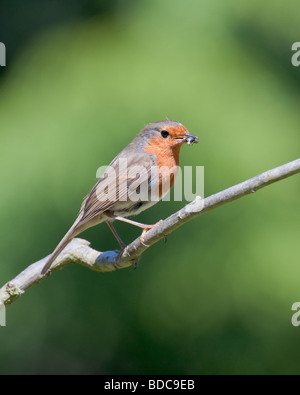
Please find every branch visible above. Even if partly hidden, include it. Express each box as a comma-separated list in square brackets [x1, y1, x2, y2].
[1, 158, 300, 306]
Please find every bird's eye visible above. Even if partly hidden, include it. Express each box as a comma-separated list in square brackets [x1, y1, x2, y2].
[161, 130, 169, 138]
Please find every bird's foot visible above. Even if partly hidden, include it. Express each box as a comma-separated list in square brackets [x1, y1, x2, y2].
[115, 245, 126, 266]
[139, 220, 163, 246]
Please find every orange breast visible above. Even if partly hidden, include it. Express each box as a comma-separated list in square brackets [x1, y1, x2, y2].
[145, 136, 182, 197]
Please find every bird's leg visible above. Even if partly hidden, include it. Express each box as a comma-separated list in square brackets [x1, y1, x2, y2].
[106, 220, 126, 249]
[106, 221, 139, 268]
[106, 213, 162, 245]
[106, 221, 127, 265]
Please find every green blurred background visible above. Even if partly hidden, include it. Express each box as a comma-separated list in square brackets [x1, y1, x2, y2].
[0, 0, 300, 374]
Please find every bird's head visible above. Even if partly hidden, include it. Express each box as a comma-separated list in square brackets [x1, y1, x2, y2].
[141, 120, 198, 153]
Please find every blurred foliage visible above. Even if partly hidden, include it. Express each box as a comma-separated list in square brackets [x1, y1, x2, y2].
[0, 0, 136, 78]
[0, 0, 300, 374]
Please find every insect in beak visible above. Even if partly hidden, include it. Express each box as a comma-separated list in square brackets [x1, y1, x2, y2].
[185, 133, 199, 145]
[175, 133, 199, 145]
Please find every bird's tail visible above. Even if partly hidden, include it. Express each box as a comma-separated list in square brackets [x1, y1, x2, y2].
[41, 222, 81, 275]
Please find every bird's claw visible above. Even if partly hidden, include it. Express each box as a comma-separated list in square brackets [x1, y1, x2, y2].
[115, 246, 127, 265]
[139, 237, 150, 247]
[139, 229, 150, 246]
[139, 219, 163, 246]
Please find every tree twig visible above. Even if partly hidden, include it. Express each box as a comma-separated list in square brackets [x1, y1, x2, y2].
[1, 158, 299, 306]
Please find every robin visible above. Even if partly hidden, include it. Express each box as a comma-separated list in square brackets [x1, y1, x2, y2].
[41, 120, 198, 274]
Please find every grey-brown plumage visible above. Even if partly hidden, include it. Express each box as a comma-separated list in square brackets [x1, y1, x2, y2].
[41, 120, 197, 274]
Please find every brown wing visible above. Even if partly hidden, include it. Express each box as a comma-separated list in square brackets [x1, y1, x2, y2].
[77, 153, 155, 227]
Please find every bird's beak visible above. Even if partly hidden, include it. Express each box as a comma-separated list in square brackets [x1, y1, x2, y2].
[175, 132, 199, 145]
